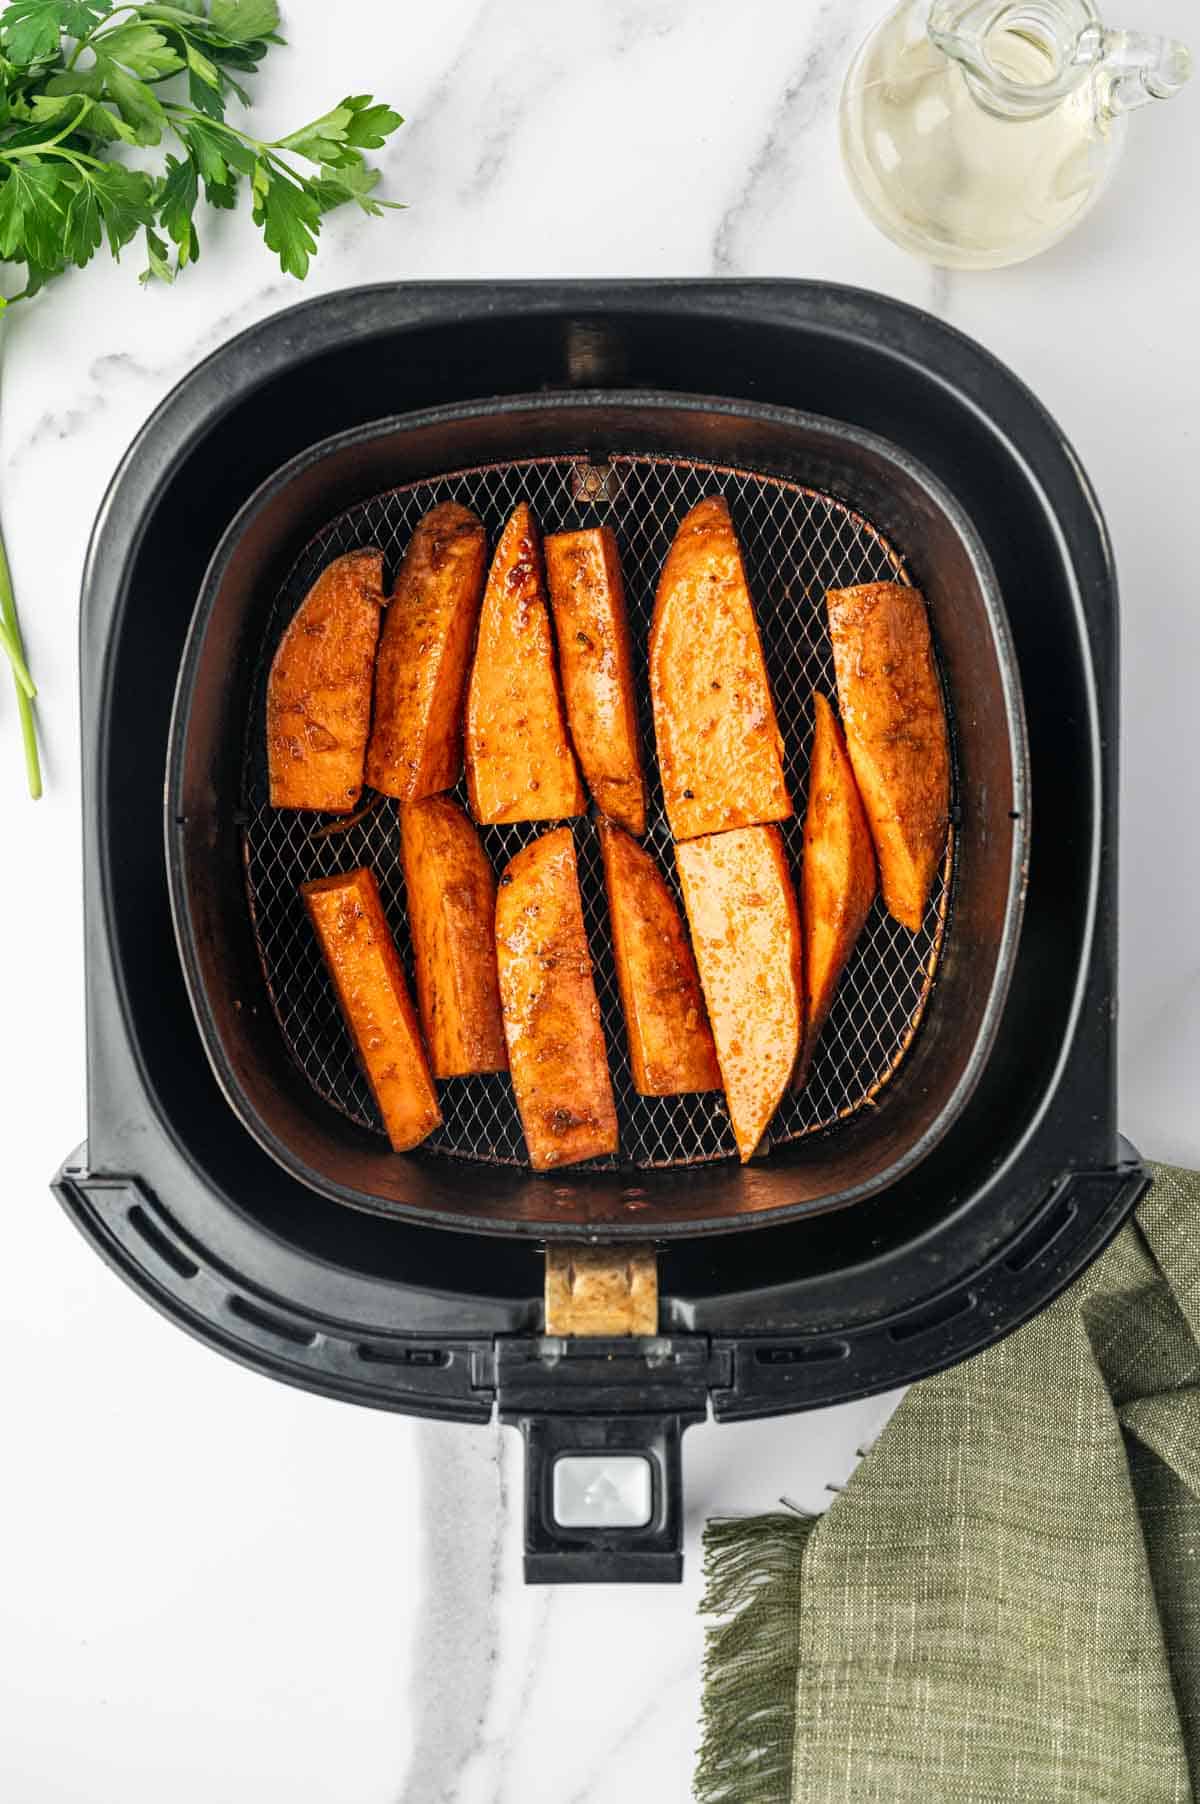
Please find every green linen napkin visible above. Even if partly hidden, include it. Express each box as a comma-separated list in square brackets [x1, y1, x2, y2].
[696, 1162, 1200, 1804]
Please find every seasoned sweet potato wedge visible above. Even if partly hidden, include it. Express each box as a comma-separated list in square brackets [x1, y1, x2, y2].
[399, 796, 507, 1078]
[675, 826, 803, 1162]
[544, 527, 647, 835]
[464, 505, 586, 825]
[597, 819, 720, 1096]
[826, 582, 950, 931]
[301, 867, 441, 1152]
[366, 502, 487, 801]
[495, 827, 618, 1170]
[650, 496, 791, 841]
[795, 692, 877, 1089]
[267, 549, 384, 812]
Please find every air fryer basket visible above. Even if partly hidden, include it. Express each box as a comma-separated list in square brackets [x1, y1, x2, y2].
[59, 282, 1148, 1582]
[244, 454, 952, 1172]
[168, 396, 1025, 1235]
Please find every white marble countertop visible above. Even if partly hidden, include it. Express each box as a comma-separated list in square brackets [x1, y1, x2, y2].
[2, 1, 1198, 1799]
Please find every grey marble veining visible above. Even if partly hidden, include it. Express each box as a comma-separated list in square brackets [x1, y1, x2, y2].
[399, 1422, 508, 1804]
[712, 0, 862, 274]
[3, 273, 288, 467]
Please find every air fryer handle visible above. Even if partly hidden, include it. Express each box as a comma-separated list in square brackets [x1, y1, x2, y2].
[517, 1411, 697, 1584]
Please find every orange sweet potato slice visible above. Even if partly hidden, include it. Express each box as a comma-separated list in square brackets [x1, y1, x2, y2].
[365, 502, 487, 800]
[794, 692, 878, 1089]
[597, 818, 720, 1096]
[399, 795, 507, 1078]
[544, 527, 647, 836]
[826, 582, 950, 932]
[301, 867, 441, 1152]
[675, 825, 803, 1162]
[267, 549, 384, 812]
[649, 496, 791, 841]
[495, 826, 618, 1171]
[464, 505, 586, 824]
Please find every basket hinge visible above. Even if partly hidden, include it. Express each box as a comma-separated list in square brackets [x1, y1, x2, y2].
[544, 1243, 658, 1337]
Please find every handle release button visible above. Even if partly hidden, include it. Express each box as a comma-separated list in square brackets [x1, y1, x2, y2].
[552, 1455, 653, 1529]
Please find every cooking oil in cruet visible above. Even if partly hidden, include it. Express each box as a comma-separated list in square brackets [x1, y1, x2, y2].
[839, 0, 1192, 269]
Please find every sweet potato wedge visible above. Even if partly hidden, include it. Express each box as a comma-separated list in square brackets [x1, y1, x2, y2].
[301, 867, 441, 1152]
[544, 527, 647, 835]
[650, 496, 791, 841]
[365, 502, 488, 800]
[495, 827, 618, 1170]
[464, 505, 586, 824]
[267, 549, 384, 812]
[795, 692, 877, 1089]
[675, 826, 803, 1162]
[399, 796, 507, 1078]
[826, 582, 950, 932]
[597, 818, 720, 1096]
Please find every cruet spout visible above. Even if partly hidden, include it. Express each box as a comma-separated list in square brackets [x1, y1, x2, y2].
[1098, 29, 1192, 114]
[927, 0, 1109, 116]
[928, 2, 1192, 119]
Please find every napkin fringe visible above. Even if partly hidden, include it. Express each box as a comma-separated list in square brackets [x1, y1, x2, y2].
[695, 1511, 817, 1804]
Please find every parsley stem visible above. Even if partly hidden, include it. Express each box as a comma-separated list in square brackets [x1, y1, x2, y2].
[0, 517, 41, 801]
[4, 92, 93, 156]
[161, 101, 268, 155]
[0, 615, 35, 697]
[65, 4, 141, 71]
[0, 142, 107, 170]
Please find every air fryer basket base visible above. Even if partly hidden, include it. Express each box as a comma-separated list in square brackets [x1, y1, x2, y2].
[66, 284, 1142, 1573]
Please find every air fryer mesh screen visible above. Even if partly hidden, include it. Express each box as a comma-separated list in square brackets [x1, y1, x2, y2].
[241, 453, 953, 1170]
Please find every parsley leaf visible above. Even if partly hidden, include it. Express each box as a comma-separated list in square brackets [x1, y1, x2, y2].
[62, 169, 98, 261]
[45, 85, 139, 142]
[89, 160, 155, 251]
[182, 36, 217, 87]
[20, 250, 64, 294]
[278, 94, 404, 166]
[87, 21, 184, 145]
[138, 218, 170, 280]
[97, 20, 182, 76]
[251, 158, 317, 276]
[185, 60, 221, 115]
[276, 100, 356, 165]
[0, 159, 65, 264]
[310, 160, 400, 219]
[99, 61, 166, 141]
[176, 110, 250, 205]
[157, 149, 196, 260]
[208, 0, 279, 43]
[342, 94, 403, 150]
[1, 1, 107, 65]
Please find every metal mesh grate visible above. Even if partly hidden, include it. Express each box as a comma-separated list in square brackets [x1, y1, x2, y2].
[241, 453, 953, 1170]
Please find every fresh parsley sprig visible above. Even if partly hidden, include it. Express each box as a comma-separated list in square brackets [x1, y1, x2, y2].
[0, 0, 403, 796]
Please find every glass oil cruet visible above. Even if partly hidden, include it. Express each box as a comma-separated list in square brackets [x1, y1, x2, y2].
[839, 0, 1192, 268]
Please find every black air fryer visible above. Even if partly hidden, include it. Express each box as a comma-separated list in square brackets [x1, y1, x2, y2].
[55, 282, 1147, 1583]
